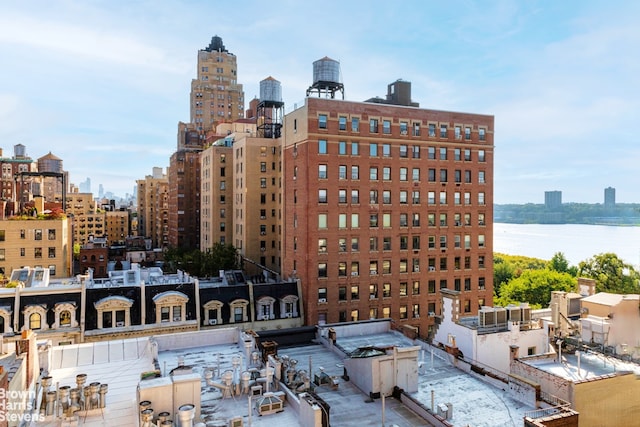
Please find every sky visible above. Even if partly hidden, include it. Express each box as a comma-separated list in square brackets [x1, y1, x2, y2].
[0, 0, 639, 203]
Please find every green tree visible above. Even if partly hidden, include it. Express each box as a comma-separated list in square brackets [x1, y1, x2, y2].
[493, 256, 515, 297]
[163, 244, 239, 277]
[578, 252, 640, 294]
[495, 269, 576, 308]
[549, 252, 578, 276]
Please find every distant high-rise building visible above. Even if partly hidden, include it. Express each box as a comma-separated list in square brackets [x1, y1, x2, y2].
[169, 36, 246, 250]
[604, 187, 616, 208]
[545, 191, 562, 209]
[98, 184, 104, 198]
[79, 177, 91, 194]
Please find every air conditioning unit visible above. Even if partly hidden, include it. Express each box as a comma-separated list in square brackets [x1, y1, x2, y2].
[370, 271, 377, 275]
[370, 295, 376, 300]
[414, 314, 420, 319]
[116, 321, 124, 327]
[429, 266, 436, 272]
[209, 319, 217, 325]
[318, 298, 327, 303]
[428, 312, 436, 317]
[400, 130, 408, 135]
[351, 272, 358, 276]
[174, 317, 181, 322]
[414, 267, 419, 272]
[260, 231, 266, 235]
[286, 313, 293, 318]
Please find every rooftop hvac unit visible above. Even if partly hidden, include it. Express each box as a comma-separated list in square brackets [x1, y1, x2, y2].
[479, 309, 496, 327]
[495, 308, 508, 325]
[507, 306, 521, 322]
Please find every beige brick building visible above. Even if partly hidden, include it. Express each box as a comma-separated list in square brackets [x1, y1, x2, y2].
[65, 191, 105, 245]
[105, 210, 130, 244]
[136, 168, 169, 249]
[0, 215, 72, 279]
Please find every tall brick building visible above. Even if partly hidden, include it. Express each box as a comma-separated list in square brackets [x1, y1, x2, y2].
[281, 93, 494, 338]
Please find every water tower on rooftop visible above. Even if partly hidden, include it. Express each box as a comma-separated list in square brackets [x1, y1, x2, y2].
[306, 56, 344, 99]
[257, 77, 284, 138]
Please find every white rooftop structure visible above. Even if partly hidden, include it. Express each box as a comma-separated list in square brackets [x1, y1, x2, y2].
[27, 320, 537, 426]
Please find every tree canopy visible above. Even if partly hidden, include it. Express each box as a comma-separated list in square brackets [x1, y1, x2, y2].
[164, 243, 239, 277]
[495, 269, 576, 308]
[578, 252, 640, 294]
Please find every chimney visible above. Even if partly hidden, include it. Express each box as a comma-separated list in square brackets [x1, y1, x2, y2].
[34, 195, 45, 215]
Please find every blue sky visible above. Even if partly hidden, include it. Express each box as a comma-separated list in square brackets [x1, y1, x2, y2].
[0, 1, 638, 203]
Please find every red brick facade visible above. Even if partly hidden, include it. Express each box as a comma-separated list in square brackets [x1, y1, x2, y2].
[282, 98, 494, 339]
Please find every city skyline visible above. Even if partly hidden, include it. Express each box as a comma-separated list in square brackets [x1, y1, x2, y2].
[0, 1, 639, 203]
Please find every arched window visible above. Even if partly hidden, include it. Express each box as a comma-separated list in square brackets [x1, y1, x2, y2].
[256, 296, 275, 321]
[0, 306, 13, 334]
[30, 313, 41, 330]
[22, 305, 48, 332]
[153, 291, 188, 324]
[280, 295, 299, 318]
[94, 296, 133, 329]
[53, 302, 78, 329]
[229, 299, 249, 323]
[203, 300, 223, 326]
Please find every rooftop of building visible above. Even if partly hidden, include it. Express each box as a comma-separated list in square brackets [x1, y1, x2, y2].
[27, 320, 533, 426]
[581, 292, 640, 306]
[522, 349, 640, 382]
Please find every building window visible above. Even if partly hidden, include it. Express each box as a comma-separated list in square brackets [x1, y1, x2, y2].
[318, 263, 328, 278]
[351, 142, 359, 155]
[352, 117, 359, 132]
[465, 127, 471, 140]
[382, 283, 391, 298]
[318, 139, 327, 154]
[440, 124, 447, 138]
[318, 238, 327, 253]
[383, 120, 391, 134]
[399, 145, 408, 158]
[34, 248, 42, 258]
[230, 299, 249, 323]
[351, 166, 359, 180]
[339, 141, 347, 155]
[370, 119, 379, 133]
[318, 164, 327, 179]
[318, 189, 328, 203]
[479, 128, 486, 141]
[382, 144, 391, 157]
[338, 165, 347, 179]
[203, 300, 224, 325]
[339, 116, 347, 131]
[35, 229, 42, 240]
[383, 167, 391, 180]
[153, 291, 188, 323]
[370, 143, 378, 157]
[318, 114, 327, 129]
[351, 285, 360, 300]
[48, 248, 56, 258]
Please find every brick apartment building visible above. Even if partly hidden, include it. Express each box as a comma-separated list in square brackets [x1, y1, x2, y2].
[281, 95, 494, 338]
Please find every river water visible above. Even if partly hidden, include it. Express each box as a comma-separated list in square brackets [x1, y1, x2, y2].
[493, 223, 640, 268]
